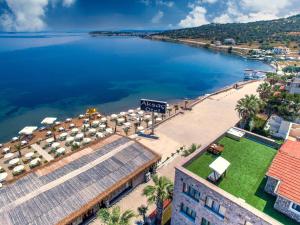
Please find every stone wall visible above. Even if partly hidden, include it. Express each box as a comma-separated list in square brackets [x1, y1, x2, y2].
[171, 169, 277, 225]
[264, 176, 278, 196]
[274, 196, 300, 223]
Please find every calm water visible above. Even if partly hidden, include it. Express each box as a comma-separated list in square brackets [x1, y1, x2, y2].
[0, 33, 271, 142]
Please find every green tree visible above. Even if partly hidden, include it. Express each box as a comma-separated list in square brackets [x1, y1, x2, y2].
[98, 206, 135, 225]
[14, 142, 22, 158]
[143, 175, 173, 225]
[235, 94, 262, 128]
[257, 82, 272, 101]
[137, 205, 148, 225]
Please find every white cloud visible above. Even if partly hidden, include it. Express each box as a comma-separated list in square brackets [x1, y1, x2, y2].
[202, 0, 218, 4]
[152, 10, 164, 23]
[156, 0, 174, 8]
[139, 0, 151, 6]
[212, 0, 299, 24]
[179, 6, 209, 28]
[0, 0, 75, 32]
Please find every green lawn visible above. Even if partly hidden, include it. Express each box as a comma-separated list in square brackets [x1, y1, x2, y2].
[185, 137, 298, 225]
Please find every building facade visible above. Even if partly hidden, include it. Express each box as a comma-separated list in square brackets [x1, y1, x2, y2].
[171, 168, 280, 225]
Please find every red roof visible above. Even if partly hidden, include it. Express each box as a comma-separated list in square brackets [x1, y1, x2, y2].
[267, 140, 300, 204]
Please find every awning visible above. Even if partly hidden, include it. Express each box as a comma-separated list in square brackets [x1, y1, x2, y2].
[19, 126, 38, 135]
[41, 117, 57, 125]
[209, 156, 230, 176]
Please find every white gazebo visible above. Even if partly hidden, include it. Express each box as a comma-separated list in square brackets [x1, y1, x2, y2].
[0, 172, 8, 182]
[208, 157, 230, 182]
[41, 117, 57, 125]
[19, 126, 37, 136]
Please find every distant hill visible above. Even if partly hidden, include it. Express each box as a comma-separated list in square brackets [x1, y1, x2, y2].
[159, 14, 300, 48]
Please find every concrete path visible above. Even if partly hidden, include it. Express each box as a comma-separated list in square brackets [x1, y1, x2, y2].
[90, 81, 262, 225]
[31, 144, 54, 162]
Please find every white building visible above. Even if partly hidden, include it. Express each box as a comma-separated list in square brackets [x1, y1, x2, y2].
[286, 77, 300, 94]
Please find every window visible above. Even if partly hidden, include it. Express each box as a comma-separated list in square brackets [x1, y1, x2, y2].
[205, 197, 226, 218]
[290, 202, 300, 214]
[180, 203, 196, 221]
[201, 218, 214, 225]
[182, 183, 200, 202]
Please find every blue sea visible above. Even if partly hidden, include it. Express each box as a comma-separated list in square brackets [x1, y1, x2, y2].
[0, 32, 271, 142]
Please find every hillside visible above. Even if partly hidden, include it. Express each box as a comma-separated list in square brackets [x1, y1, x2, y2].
[159, 14, 300, 48]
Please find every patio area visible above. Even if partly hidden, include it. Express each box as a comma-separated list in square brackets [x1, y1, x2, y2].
[185, 136, 298, 225]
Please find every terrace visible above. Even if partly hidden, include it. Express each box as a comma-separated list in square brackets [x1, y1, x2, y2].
[185, 136, 299, 225]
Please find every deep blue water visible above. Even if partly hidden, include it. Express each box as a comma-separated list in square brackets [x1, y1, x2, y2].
[0, 33, 271, 142]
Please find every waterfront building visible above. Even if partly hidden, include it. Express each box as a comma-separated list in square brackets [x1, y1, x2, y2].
[171, 129, 298, 225]
[223, 38, 236, 45]
[0, 135, 160, 225]
[286, 77, 300, 94]
[273, 47, 290, 55]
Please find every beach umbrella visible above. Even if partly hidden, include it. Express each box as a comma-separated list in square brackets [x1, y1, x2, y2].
[55, 121, 61, 125]
[2, 147, 10, 153]
[19, 126, 37, 136]
[119, 112, 126, 117]
[92, 120, 100, 127]
[66, 136, 74, 143]
[71, 128, 79, 134]
[0, 173, 8, 182]
[101, 117, 107, 123]
[83, 138, 92, 144]
[105, 128, 113, 134]
[110, 114, 118, 119]
[4, 152, 14, 160]
[29, 158, 41, 167]
[25, 152, 34, 160]
[124, 122, 131, 127]
[51, 142, 60, 149]
[56, 147, 66, 154]
[9, 158, 20, 166]
[75, 133, 84, 141]
[69, 123, 75, 128]
[138, 111, 144, 116]
[96, 132, 105, 138]
[128, 109, 134, 114]
[41, 117, 57, 125]
[137, 126, 144, 131]
[11, 137, 18, 142]
[13, 165, 25, 174]
[58, 127, 65, 132]
[78, 114, 84, 119]
[21, 140, 28, 146]
[65, 118, 72, 122]
[46, 137, 55, 144]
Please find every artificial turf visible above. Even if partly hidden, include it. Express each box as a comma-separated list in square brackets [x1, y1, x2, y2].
[185, 137, 299, 225]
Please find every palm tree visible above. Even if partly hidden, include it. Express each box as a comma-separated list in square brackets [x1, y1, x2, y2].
[15, 142, 22, 158]
[235, 94, 261, 128]
[86, 107, 97, 127]
[143, 175, 173, 225]
[98, 206, 135, 225]
[257, 82, 272, 101]
[137, 205, 148, 225]
[184, 99, 189, 110]
[123, 126, 130, 136]
[82, 125, 89, 137]
[51, 125, 57, 141]
[133, 122, 139, 133]
[111, 118, 118, 133]
[174, 105, 179, 114]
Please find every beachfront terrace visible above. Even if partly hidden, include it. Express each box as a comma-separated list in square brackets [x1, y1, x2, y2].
[185, 136, 299, 225]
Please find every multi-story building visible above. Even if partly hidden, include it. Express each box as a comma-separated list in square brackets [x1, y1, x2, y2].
[171, 129, 299, 225]
[286, 77, 300, 94]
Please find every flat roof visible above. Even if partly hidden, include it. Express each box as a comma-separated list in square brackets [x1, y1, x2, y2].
[184, 136, 300, 225]
[0, 135, 160, 225]
[267, 140, 300, 204]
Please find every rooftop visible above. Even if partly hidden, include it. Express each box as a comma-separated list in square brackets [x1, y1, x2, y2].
[267, 140, 300, 204]
[0, 135, 160, 225]
[185, 136, 298, 225]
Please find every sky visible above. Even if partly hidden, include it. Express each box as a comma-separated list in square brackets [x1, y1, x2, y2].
[0, 0, 299, 32]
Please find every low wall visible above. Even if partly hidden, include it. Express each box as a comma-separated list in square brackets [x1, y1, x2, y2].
[234, 127, 281, 149]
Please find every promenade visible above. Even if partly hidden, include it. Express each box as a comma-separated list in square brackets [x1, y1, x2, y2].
[91, 81, 262, 224]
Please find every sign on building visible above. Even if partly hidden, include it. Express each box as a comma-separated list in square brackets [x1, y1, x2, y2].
[140, 99, 167, 114]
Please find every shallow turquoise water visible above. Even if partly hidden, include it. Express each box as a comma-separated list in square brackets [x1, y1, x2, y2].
[0, 33, 271, 142]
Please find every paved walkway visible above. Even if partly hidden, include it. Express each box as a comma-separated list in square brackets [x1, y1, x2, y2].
[90, 81, 262, 225]
[31, 144, 54, 162]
